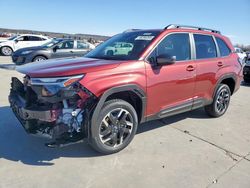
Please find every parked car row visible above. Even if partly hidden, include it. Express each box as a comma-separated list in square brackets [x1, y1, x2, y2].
[12, 38, 95, 65]
[0, 34, 95, 65]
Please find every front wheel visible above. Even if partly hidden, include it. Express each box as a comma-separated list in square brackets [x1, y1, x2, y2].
[33, 56, 47, 62]
[89, 99, 138, 154]
[1, 46, 13, 56]
[205, 84, 231, 117]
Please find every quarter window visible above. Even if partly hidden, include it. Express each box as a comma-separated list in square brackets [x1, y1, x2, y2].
[155, 33, 191, 61]
[216, 37, 231, 57]
[194, 34, 217, 59]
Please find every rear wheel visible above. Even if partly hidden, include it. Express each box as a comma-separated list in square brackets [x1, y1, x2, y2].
[33, 56, 47, 62]
[1, 46, 13, 56]
[89, 99, 138, 154]
[205, 84, 231, 117]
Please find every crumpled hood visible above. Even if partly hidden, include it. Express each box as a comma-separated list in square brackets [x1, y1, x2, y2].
[16, 57, 122, 77]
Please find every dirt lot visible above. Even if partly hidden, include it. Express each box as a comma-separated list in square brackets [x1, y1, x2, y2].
[0, 56, 250, 188]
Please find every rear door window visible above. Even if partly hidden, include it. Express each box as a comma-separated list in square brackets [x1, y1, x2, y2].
[216, 37, 231, 57]
[194, 34, 217, 59]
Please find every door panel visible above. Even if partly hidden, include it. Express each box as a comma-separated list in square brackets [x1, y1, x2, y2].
[192, 34, 220, 102]
[146, 61, 196, 116]
[145, 33, 196, 116]
[51, 40, 74, 58]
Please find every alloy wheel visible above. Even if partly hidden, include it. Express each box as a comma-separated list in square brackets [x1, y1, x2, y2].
[1, 47, 12, 56]
[99, 108, 134, 148]
[216, 88, 230, 113]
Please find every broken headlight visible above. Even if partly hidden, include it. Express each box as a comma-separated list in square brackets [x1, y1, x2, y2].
[30, 75, 84, 97]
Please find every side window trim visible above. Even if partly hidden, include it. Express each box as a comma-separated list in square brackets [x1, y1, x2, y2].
[146, 32, 193, 63]
[189, 33, 196, 60]
[212, 35, 220, 57]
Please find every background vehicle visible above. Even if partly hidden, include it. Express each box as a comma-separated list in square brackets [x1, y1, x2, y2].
[243, 60, 250, 83]
[12, 39, 95, 65]
[104, 42, 133, 56]
[0, 34, 51, 56]
[9, 24, 242, 154]
[235, 47, 247, 64]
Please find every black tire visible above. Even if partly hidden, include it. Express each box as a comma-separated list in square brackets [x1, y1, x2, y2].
[205, 84, 231, 117]
[32, 55, 47, 62]
[106, 50, 114, 56]
[89, 99, 138, 154]
[1, 46, 13, 56]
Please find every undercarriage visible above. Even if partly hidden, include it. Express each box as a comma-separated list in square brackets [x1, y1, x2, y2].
[9, 76, 97, 147]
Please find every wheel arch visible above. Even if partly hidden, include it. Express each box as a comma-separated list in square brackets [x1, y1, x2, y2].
[32, 54, 48, 62]
[91, 84, 147, 128]
[214, 74, 237, 97]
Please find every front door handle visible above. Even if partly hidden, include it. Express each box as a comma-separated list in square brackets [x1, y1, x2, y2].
[217, 62, 223, 67]
[186, 65, 195, 71]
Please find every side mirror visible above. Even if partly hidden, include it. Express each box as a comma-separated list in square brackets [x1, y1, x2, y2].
[156, 54, 176, 65]
[14, 40, 18, 43]
[53, 46, 59, 52]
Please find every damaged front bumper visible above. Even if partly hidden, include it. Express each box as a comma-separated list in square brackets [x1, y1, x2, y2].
[9, 76, 97, 146]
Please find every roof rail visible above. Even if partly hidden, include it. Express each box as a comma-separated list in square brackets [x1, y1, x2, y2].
[164, 24, 221, 34]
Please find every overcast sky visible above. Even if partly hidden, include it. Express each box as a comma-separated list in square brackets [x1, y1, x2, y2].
[0, 0, 249, 45]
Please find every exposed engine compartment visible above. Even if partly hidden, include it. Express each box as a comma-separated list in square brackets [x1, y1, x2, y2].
[9, 76, 97, 147]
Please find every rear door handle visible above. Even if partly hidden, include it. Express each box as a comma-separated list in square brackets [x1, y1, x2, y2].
[186, 65, 195, 71]
[217, 62, 223, 67]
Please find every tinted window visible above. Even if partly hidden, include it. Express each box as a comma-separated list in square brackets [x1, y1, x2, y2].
[77, 41, 89, 49]
[194, 34, 217, 59]
[156, 33, 191, 61]
[28, 36, 43, 41]
[216, 37, 231, 57]
[17, 36, 29, 41]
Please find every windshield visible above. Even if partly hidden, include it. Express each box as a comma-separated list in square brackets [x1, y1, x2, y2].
[41, 39, 61, 48]
[8, 35, 18, 40]
[85, 30, 161, 60]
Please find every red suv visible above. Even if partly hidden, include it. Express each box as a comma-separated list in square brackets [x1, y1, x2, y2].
[9, 24, 243, 154]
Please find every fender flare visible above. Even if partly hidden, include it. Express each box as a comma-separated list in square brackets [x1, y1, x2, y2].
[213, 73, 237, 98]
[90, 84, 147, 133]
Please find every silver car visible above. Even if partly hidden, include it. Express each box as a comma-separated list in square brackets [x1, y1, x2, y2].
[12, 38, 95, 65]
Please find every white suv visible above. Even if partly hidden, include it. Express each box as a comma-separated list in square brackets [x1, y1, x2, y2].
[235, 47, 247, 65]
[0, 34, 51, 56]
